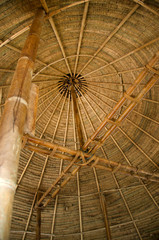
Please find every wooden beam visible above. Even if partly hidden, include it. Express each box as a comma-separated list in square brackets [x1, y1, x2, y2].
[71, 86, 85, 148]
[0, 1, 89, 51]
[0, 8, 44, 240]
[24, 84, 39, 135]
[0, 88, 2, 117]
[49, 17, 72, 75]
[74, 1, 89, 75]
[93, 169, 112, 240]
[40, 0, 49, 13]
[0, 26, 31, 48]
[36, 152, 81, 208]
[36, 192, 42, 240]
[72, 98, 84, 240]
[50, 97, 70, 240]
[77, 95, 111, 239]
[84, 82, 159, 126]
[24, 135, 159, 183]
[46, 0, 90, 19]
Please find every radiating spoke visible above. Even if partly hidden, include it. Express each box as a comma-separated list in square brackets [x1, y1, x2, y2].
[133, 0, 159, 17]
[49, 17, 72, 75]
[77, 4, 139, 76]
[80, 37, 159, 78]
[50, 96, 70, 240]
[126, 118, 159, 144]
[74, 1, 89, 75]
[118, 126, 159, 170]
[79, 94, 143, 239]
[37, 93, 60, 121]
[72, 98, 84, 240]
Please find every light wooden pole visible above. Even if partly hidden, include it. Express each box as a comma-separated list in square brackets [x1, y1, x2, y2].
[0, 8, 44, 240]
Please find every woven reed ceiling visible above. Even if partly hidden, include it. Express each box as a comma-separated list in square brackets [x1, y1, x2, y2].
[0, 0, 159, 239]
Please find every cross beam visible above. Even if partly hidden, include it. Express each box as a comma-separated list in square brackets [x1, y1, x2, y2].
[22, 134, 159, 209]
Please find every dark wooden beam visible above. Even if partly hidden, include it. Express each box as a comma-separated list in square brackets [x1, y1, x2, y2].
[36, 192, 42, 240]
[71, 86, 84, 148]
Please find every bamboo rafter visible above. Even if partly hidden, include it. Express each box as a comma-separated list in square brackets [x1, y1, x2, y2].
[74, 1, 89, 75]
[77, 3, 139, 77]
[133, 0, 159, 17]
[0, 1, 90, 50]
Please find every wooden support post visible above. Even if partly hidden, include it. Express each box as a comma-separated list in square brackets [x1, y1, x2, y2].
[0, 89, 2, 117]
[0, 8, 44, 240]
[36, 192, 42, 240]
[93, 168, 111, 240]
[24, 83, 39, 135]
[71, 86, 84, 148]
[100, 194, 111, 240]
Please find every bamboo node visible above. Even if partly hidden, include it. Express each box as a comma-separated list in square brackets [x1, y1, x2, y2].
[0, 178, 17, 192]
[112, 164, 121, 173]
[124, 92, 139, 103]
[7, 96, 28, 107]
[50, 146, 58, 156]
[106, 118, 120, 126]
[79, 150, 86, 163]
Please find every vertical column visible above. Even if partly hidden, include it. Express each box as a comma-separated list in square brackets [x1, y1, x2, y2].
[71, 86, 84, 148]
[0, 89, 2, 117]
[24, 83, 39, 135]
[36, 192, 42, 240]
[0, 8, 44, 240]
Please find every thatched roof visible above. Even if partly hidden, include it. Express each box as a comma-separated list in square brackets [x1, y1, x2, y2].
[0, 0, 159, 239]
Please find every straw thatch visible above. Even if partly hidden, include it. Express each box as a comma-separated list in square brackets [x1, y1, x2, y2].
[0, 0, 159, 239]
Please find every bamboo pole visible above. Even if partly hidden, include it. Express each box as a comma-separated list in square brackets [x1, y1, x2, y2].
[74, 1, 89, 75]
[71, 86, 85, 148]
[24, 135, 159, 183]
[133, 0, 159, 17]
[24, 84, 39, 135]
[36, 192, 42, 240]
[72, 98, 84, 240]
[78, 97, 112, 240]
[93, 169, 112, 240]
[0, 8, 44, 240]
[90, 74, 159, 154]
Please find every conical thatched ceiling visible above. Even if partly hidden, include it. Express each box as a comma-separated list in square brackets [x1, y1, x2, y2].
[0, 0, 159, 239]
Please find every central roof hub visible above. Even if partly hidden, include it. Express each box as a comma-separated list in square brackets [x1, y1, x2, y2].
[58, 73, 87, 98]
